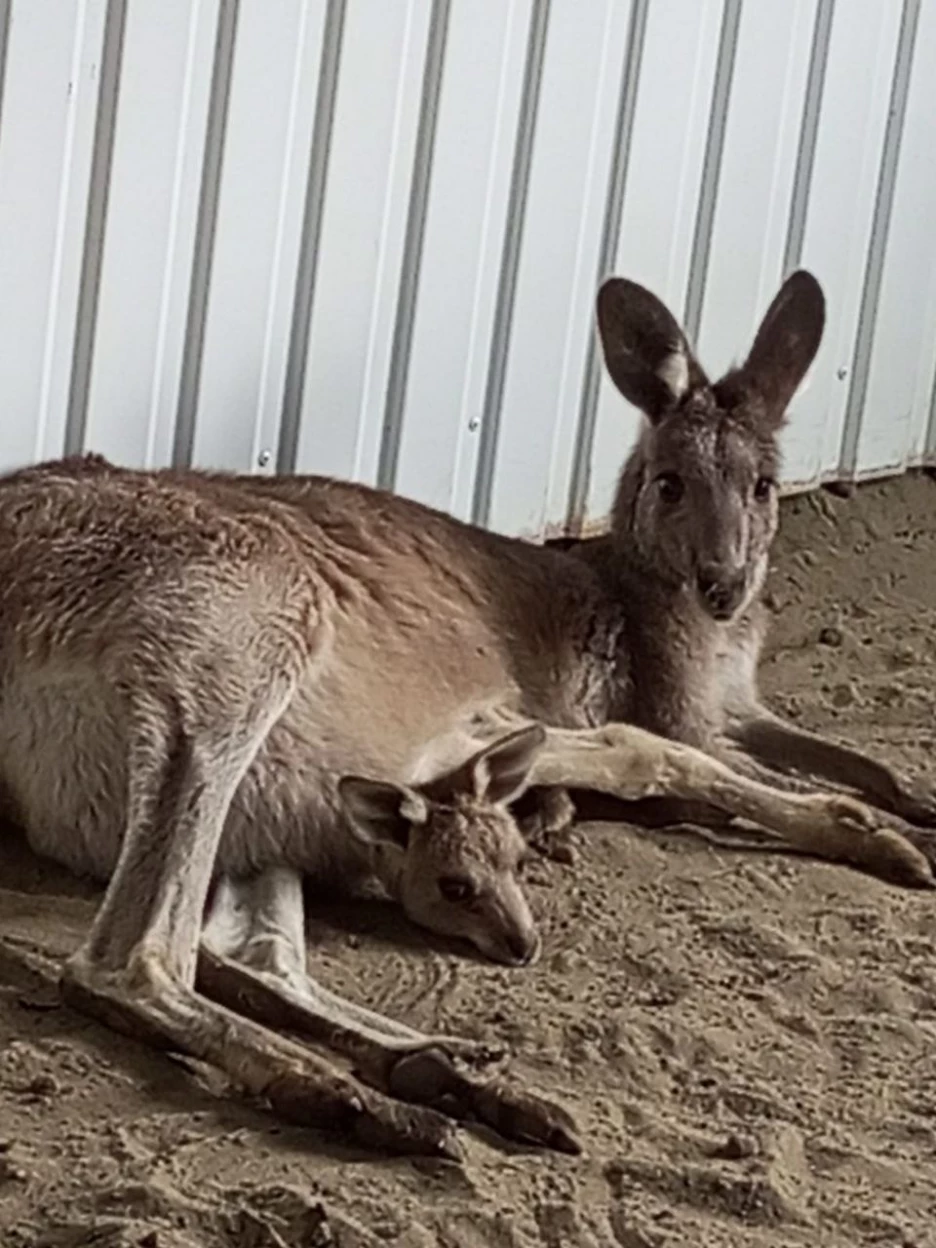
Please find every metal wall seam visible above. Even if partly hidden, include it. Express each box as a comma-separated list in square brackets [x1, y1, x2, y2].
[565, 0, 648, 533]
[0, 0, 11, 136]
[172, 0, 238, 468]
[376, 0, 450, 491]
[276, 0, 346, 475]
[63, 0, 127, 456]
[682, 0, 742, 345]
[783, 0, 835, 273]
[839, 0, 921, 477]
[470, 0, 551, 528]
[925, 2, 936, 459]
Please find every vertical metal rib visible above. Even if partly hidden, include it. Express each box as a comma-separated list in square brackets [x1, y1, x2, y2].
[927, 327, 936, 459]
[172, 0, 239, 468]
[0, 0, 12, 137]
[376, 0, 450, 491]
[783, 0, 834, 272]
[683, 0, 742, 344]
[470, 0, 551, 527]
[839, 0, 920, 477]
[276, 0, 346, 475]
[564, 0, 648, 534]
[63, 0, 127, 456]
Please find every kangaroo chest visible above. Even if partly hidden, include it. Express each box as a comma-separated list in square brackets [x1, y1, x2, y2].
[608, 601, 760, 749]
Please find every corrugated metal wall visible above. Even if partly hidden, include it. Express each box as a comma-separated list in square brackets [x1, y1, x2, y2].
[2, 0, 935, 539]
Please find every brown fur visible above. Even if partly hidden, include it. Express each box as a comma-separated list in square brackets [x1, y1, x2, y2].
[1, 271, 933, 1162]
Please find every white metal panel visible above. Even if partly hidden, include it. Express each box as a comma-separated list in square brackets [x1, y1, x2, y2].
[856, 0, 936, 474]
[0, 0, 105, 469]
[485, 0, 634, 537]
[1, 0, 935, 535]
[190, 0, 327, 473]
[293, 0, 432, 484]
[82, 0, 218, 468]
[585, 0, 723, 529]
[790, 0, 902, 485]
[697, 0, 817, 377]
[393, 0, 534, 519]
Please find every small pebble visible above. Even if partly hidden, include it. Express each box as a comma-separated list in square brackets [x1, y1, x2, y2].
[818, 624, 844, 647]
[875, 683, 903, 707]
[829, 681, 857, 708]
[0, 1156, 28, 1183]
[24, 1074, 59, 1098]
[890, 644, 916, 669]
[712, 1132, 757, 1160]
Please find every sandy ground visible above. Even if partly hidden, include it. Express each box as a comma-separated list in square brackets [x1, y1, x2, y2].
[3, 473, 936, 1248]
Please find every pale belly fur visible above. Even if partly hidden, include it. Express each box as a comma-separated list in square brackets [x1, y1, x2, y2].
[0, 665, 345, 881]
[0, 662, 522, 883]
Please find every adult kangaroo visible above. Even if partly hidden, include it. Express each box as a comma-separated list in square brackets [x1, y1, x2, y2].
[0, 271, 932, 1163]
[560, 269, 936, 832]
[223, 267, 936, 848]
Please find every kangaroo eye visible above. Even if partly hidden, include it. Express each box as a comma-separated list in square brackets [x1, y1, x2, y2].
[656, 473, 684, 504]
[438, 876, 477, 904]
[754, 476, 775, 502]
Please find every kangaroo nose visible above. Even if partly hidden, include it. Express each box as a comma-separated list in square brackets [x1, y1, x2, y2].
[697, 566, 746, 619]
[505, 928, 541, 966]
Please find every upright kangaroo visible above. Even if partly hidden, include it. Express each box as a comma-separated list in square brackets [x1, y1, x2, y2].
[570, 270, 936, 828]
[0, 271, 932, 1162]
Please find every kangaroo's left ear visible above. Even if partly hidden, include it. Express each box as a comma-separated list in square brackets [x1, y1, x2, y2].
[596, 276, 709, 421]
[338, 776, 428, 850]
[715, 270, 826, 427]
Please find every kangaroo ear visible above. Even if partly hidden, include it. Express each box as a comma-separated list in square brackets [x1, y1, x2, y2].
[715, 270, 825, 427]
[461, 724, 547, 806]
[422, 725, 546, 807]
[338, 777, 428, 850]
[597, 277, 708, 421]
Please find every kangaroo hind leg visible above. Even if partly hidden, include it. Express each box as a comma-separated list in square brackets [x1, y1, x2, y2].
[63, 616, 459, 1158]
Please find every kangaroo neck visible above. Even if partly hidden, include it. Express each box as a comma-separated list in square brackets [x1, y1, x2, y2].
[595, 534, 732, 747]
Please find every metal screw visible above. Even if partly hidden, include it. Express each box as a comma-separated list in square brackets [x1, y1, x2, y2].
[468, 417, 480, 432]
[257, 448, 272, 467]
[836, 366, 848, 381]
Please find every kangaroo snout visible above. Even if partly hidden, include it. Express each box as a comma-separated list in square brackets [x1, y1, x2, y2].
[503, 926, 542, 967]
[696, 564, 747, 620]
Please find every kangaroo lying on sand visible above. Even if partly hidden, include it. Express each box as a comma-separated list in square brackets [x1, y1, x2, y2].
[0, 270, 933, 1161]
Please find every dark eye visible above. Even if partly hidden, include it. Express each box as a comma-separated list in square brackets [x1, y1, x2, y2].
[656, 473, 684, 504]
[438, 876, 477, 904]
[754, 476, 775, 502]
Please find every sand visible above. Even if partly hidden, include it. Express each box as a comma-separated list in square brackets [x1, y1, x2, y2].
[2, 473, 936, 1248]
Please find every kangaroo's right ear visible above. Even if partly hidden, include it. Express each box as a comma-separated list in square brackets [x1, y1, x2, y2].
[596, 277, 707, 421]
[338, 777, 428, 851]
[422, 724, 546, 807]
[462, 724, 547, 806]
